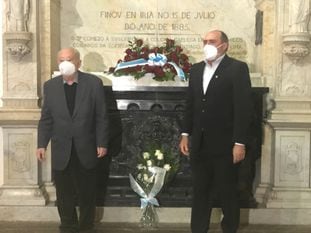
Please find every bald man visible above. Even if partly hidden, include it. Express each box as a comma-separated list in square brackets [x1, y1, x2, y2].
[37, 48, 109, 233]
[179, 30, 253, 233]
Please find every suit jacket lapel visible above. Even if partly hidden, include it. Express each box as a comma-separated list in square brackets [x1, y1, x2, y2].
[205, 55, 231, 93]
[214, 55, 230, 75]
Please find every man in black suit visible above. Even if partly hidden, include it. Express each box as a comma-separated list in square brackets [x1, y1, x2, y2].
[36, 48, 109, 233]
[179, 30, 253, 233]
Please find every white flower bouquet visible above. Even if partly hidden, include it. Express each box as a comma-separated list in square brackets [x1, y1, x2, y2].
[129, 147, 180, 227]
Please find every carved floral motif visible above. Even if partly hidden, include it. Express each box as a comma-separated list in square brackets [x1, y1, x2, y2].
[4, 31, 32, 60]
[282, 33, 310, 63]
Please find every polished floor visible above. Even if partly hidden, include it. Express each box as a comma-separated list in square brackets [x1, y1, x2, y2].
[0, 222, 311, 233]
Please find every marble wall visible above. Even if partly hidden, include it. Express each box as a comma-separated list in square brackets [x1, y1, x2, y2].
[60, 0, 257, 72]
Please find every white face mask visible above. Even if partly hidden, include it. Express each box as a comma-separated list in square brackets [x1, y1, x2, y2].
[203, 44, 218, 61]
[58, 61, 76, 76]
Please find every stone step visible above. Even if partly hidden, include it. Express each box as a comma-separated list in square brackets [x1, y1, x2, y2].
[1, 206, 311, 225]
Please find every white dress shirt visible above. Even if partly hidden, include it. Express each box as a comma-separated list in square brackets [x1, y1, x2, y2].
[203, 54, 225, 94]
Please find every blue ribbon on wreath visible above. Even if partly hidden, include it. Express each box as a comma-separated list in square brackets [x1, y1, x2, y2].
[114, 53, 186, 81]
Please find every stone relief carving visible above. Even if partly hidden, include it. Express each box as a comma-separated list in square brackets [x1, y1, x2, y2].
[289, 0, 311, 33]
[11, 141, 30, 172]
[284, 85, 305, 96]
[283, 33, 310, 64]
[280, 63, 308, 97]
[4, 32, 32, 58]
[276, 131, 309, 187]
[284, 142, 302, 175]
[6, 0, 30, 32]
[283, 0, 311, 63]
[4, 0, 32, 60]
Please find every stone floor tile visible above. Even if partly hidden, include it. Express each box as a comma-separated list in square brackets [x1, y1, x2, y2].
[0, 222, 311, 233]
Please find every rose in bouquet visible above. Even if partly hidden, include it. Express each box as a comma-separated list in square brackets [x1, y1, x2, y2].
[129, 147, 180, 227]
[108, 38, 192, 81]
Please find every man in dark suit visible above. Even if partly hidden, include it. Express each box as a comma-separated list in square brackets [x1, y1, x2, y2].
[179, 30, 253, 233]
[36, 48, 109, 233]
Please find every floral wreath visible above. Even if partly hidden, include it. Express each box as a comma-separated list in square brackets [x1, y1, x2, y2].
[109, 38, 192, 81]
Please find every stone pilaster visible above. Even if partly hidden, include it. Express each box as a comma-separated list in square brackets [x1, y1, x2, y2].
[255, 0, 311, 208]
[253, 0, 277, 206]
[36, 0, 61, 203]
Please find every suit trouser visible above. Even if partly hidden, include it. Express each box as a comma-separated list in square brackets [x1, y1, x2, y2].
[53, 146, 97, 233]
[190, 148, 240, 233]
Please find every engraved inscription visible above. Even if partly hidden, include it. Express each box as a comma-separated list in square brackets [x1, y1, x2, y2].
[60, 0, 256, 70]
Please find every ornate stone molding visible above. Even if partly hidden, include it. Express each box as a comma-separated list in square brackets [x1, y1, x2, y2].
[3, 31, 32, 60]
[1, 96, 39, 109]
[282, 33, 311, 64]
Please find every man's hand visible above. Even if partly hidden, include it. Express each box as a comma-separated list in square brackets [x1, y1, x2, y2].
[179, 135, 190, 156]
[97, 147, 108, 158]
[232, 144, 246, 164]
[36, 148, 46, 161]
